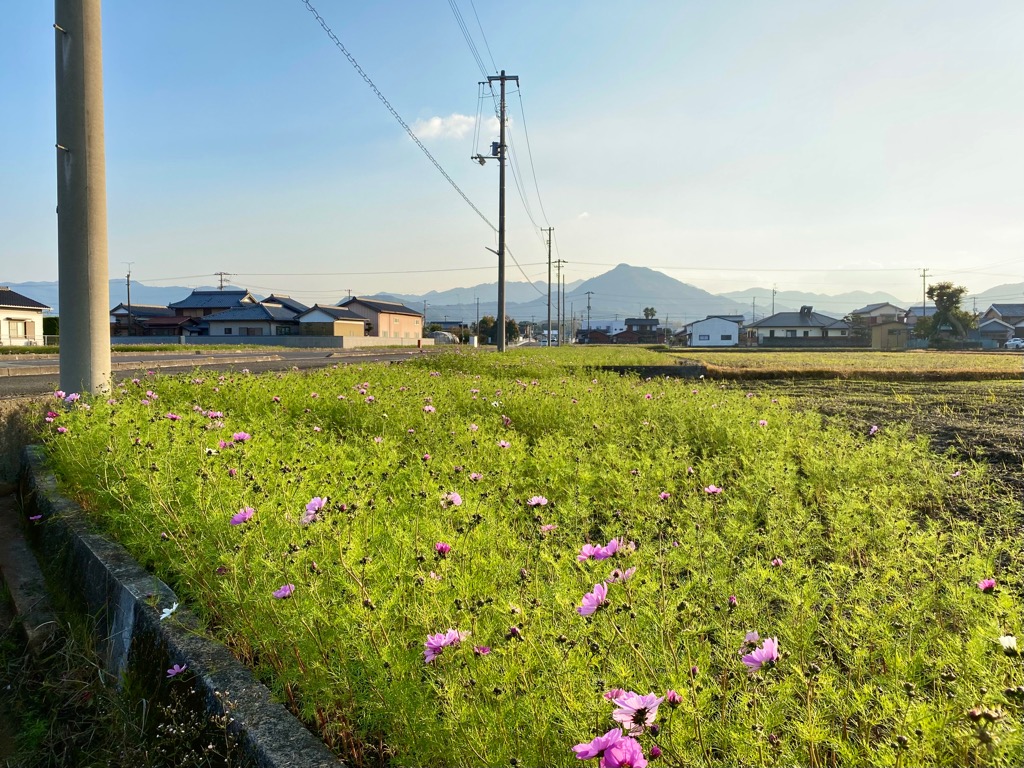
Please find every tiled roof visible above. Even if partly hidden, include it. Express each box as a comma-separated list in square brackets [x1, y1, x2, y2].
[341, 297, 422, 317]
[204, 305, 299, 323]
[168, 290, 254, 309]
[988, 304, 1024, 319]
[0, 287, 50, 310]
[850, 302, 905, 315]
[111, 303, 176, 317]
[262, 295, 309, 313]
[298, 305, 366, 322]
[748, 311, 847, 329]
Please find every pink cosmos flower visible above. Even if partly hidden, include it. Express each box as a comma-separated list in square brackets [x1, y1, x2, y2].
[603, 737, 648, 768]
[540, 524, 558, 533]
[595, 539, 619, 560]
[444, 492, 463, 507]
[272, 584, 295, 600]
[497, 440, 511, 449]
[527, 495, 548, 507]
[978, 578, 996, 593]
[658, 491, 670, 501]
[166, 664, 187, 678]
[572, 728, 624, 760]
[687, 466, 695, 474]
[473, 645, 491, 656]
[423, 628, 468, 663]
[228, 468, 237, 477]
[29, 514, 42, 522]
[56, 426, 68, 434]
[422, 453, 431, 462]
[230, 507, 254, 525]
[64, 392, 80, 403]
[728, 595, 738, 608]
[54, 390, 66, 399]
[741, 636, 780, 673]
[869, 425, 879, 436]
[373, 436, 384, 444]
[469, 423, 479, 431]
[365, 396, 375, 403]
[743, 630, 760, 646]
[423, 405, 436, 413]
[272, 396, 281, 403]
[649, 745, 662, 760]
[140, 399, 151, 406]
[45, 411, 58, 423]
[232, 432, 251, 443]
[578, 582, 608, 616]
[301, 497, 325, 525]
[578, 543, 602, 562]
[612, 692, 664, 735]
[312, 426, 322, 433]
[665, 689, 683, 707]
[644, 393, 653, 400]
[606, 567, 636, 584]
[758, 419, 768, 427]
[704, 484, 723, 494]
[165, 413, 181, 421]
[603, 688, 627, 701]
[771, 558, 783, 567]
[310, 392, 319, 399]
[435, 541, 451, 556]
[469, 472, 483, 481]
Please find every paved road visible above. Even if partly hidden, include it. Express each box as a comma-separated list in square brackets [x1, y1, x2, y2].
[0, 347, 443, 399]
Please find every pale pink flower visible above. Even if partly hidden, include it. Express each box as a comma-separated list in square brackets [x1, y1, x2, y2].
[423, 628, 468, 663]
[578, 582, 608, 616]
[423, 405, 436, 413]
[612, 691, 664, 735]
[658, 491, 670, 501]
[497, 440, 511, 448]
[540, 524, 558, 533]
[741, 636, 780, 672]
[606, 566, 636, 583]
[373, 436, 384, 444]
[469, 472, 483, 481]
[56, 426, 68, 434]
[704, 484, 723, 494]
[527, 495, 548, 507]
[473, 645, 491, 656]
[758, 419, 768, 427]
[469, 423, 479, 431]
[603, 688, 627, 701]
[166, 663, 187, 678]
[444, 492, 462, 507]
[771, 557, 783, 567]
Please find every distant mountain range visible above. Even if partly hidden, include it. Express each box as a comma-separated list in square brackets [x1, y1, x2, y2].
[5, 266, 1021, 328]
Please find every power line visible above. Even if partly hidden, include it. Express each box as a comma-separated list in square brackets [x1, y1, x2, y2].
[300, 0, 493, 231]
[447, 0, 489, 78]
[514, 89, 551, 227]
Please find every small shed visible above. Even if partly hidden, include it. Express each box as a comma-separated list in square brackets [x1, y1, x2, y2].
[297, 305, 368, 337]
[870, 321, 909, 351]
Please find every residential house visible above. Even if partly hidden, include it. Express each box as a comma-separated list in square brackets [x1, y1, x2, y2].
[109, 303, 180, 336]
[611, 329, 641, 344]
[747, 306, 852, 346]
[296, 305, 368, 337]
[977, 318, 1015, 345]
[203, 300, 305, 337]
[0, 286, 49, 346]
[169, 290, 258, 319]
[339, 297, 423, 340]
[981, 304, 1024, 339]
[848, 302, 907, 325]
[577, 329, 612, 344]
[902, 305, 938, 332]
[683, 315, 743, 347]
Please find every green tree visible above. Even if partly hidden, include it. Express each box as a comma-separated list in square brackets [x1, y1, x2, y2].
[844, 313, 872, 342]
[926, 282, 974, 339]
[643, 307, 657, 319]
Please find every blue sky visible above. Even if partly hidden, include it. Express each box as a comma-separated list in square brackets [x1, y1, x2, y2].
[3, 0, 1023, 305]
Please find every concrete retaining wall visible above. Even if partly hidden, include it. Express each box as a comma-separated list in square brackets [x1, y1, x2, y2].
[110, 336, 435, 349]
[19, 446, 343, 768]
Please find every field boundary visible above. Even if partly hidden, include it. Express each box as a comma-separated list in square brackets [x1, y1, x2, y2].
[18, 446, 344, 768]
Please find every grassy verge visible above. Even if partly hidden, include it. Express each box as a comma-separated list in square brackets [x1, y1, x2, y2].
[38, 348, 1024, 766]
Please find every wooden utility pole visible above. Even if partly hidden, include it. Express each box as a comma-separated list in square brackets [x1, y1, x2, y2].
[55, 0, 111, 394]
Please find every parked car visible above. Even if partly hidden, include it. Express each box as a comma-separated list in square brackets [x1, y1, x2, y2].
[1005, 337, 1024, 349]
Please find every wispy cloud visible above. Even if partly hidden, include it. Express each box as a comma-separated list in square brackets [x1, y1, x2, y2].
[578, 212, 590, 220]
[411, 114, 500, 140]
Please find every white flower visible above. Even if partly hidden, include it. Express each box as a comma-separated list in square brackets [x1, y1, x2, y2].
[159, 602, 179, 621]
[999, 635, 1018, 654]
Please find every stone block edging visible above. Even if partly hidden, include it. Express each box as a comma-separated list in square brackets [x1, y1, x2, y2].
[19, 445, 344, 768]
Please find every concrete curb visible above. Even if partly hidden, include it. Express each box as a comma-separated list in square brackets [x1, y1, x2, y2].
[19, 446, 344, 768]
[0, 355, 283, 378]
[0, 491, 58, 654]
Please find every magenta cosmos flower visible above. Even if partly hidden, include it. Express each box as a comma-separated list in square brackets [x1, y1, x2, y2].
[497, 440, 511, 448]
[166, 663, 187, 678]
[435, 541, 451, 556]
[978, 578, 996, 593]
[704, 484, 723, 494]
[603, 737, 648, 768]
[272, 584, 295, 600]
[423, 628, 468, 663]
[611, 691, 664, 735]
[577, 583, 608, 616]
[232, 432, 251, 443]
[741, 636, 780, 673]
[572, 728, 624, 760]
[230, 507, 254, 525]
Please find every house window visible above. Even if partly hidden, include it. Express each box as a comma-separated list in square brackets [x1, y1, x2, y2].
[769, 330, 776, 338]
[241, 327, 264, 336]
[803, 330, 809, 337]
[698, 334, 710, 341]
[786, 330, 796, 338]
[7, 320, 26, 339]
[840, 330, 847, 336]
[223, 328, 232, 335]
[720, 334, 732, 341]
[275, 326, 291, 335]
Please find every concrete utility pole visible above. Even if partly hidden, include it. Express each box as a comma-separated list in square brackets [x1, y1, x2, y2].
[920, 268, 929, 317]
[543, 227, 553, 345]
[56, 0, 111, 395]
[123, 261, 133, 337]
[554, 259, 566, 346]
[772, 284, 777, 316]
[585, 290, 594, 331]
[473, 70, 519, 353]
[215, 271, 231, 290]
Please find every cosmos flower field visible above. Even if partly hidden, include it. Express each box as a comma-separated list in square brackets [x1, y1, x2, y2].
[41, 349, 1024, 766]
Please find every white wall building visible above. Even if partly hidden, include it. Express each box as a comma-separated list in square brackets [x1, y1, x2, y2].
[0, 287, 49, 346]
[685, 316, 741, 347]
